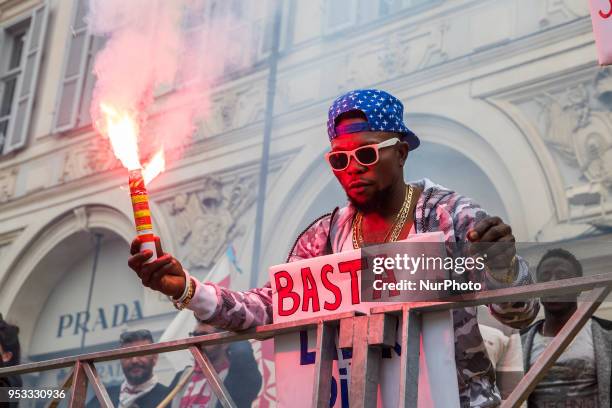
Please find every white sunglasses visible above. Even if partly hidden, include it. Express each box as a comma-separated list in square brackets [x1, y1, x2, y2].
[325, 137, 400, 171]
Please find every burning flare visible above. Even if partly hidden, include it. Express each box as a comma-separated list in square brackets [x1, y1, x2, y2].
[99, 103, 165, 184]
[143, 148, 165, 185]
[97, 102, 163, 262]
[99, 103, 141, 171]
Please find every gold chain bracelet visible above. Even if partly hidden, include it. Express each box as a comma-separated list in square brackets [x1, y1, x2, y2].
[173, 278, 195, 310]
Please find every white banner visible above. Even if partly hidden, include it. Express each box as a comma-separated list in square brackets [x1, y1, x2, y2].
[590, 0, 612, 65]
[269, 232, 460, 407]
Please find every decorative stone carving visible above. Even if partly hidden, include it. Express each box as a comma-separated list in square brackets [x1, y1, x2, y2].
[60, 139, 120, 184]
[165, 175, 257, 269]
[490, 67, 612, 220]
[539, 0, 589, 27]
[73, 207, 90, 232]
[534, 85, 590, 167]
[378, 32, 411, 78]
[534, 71, 612, 188]
[204, 85, 266, 137]
[218, 91, 239, 131]
[419, 21, 450, 69]
[0, 230, 21, 264]
[576, 114, 612, 186]
[341, 22, 450, 92]
[0, 167, 18, 203]
[595, 68, 612, 109]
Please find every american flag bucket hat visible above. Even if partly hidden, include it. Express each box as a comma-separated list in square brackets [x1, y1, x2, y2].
[327, 89, 420, 150]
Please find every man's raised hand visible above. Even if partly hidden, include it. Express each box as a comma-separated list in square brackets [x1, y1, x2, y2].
[128, 236, 186, 299]
[468, 216, 517, 270]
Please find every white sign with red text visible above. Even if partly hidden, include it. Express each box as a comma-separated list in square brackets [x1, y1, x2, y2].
[270, 232, 460, 407]
[590, 0, 612, 65]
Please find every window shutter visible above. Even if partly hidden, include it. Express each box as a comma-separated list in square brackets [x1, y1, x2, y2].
[4, 2, 49, 153]
[52, 0, 91, 133]
[77, 36, 105, 126]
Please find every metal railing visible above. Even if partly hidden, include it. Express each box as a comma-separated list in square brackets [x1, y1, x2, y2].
[1, 273, 612, 408]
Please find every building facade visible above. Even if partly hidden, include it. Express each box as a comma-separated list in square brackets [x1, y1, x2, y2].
[1, 0, 611, 401]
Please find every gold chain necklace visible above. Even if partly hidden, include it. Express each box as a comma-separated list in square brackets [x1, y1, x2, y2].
[352, 184, 414, 249]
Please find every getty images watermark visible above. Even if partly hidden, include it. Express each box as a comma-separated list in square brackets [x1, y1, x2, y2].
[358, 241, 512, 303]
[358, 240, 612, 304]
[371, 253, 487, 292]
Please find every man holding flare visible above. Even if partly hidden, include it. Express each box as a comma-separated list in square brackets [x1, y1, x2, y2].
[128, 89, 538, 407]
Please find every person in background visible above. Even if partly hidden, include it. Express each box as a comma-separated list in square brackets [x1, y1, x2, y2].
[0, 315, 21, 408]
[88, 329, 168, 408]
[162, 318, 261, 408]
[521, 248, 612, 407]
[478, 302, 527, 408]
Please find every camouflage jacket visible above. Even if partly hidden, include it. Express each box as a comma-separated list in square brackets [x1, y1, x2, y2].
[188, 178, 539, 407]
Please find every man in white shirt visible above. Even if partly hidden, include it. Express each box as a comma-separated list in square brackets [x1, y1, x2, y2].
[521, 248, 612, 408]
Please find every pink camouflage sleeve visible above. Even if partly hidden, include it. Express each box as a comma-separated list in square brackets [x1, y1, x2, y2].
[446, 193, 539, 329]
[188, 217, 331, 331]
